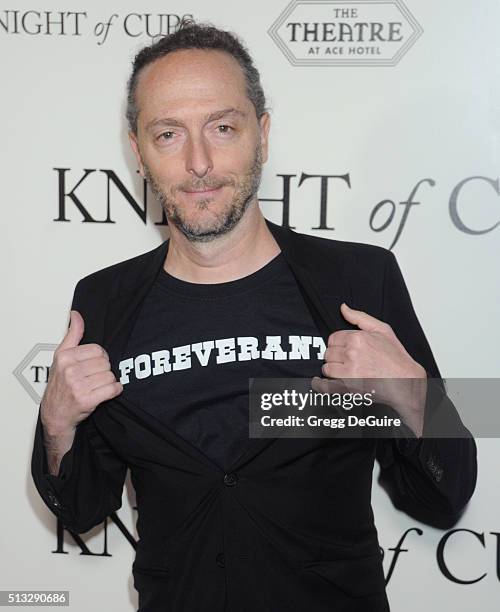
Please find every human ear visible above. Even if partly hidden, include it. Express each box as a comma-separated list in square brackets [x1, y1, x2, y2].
[258, 112, 271, 163]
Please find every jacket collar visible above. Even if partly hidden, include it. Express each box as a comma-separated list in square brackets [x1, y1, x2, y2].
[101, 217, 352, 473]
[104, 218, 351, 365]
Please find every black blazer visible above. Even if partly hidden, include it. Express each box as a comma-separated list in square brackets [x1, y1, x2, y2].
[31, 219, 477, 612]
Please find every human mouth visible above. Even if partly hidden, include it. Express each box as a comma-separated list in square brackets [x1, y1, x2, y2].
[182, 186, 223, 198]
[183, 187, 222, 194]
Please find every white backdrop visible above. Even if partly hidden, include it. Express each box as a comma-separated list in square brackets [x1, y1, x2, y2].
[2, 0, 499, 610]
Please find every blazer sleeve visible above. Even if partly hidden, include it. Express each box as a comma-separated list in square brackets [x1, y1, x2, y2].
[374, 251, 477, 529]
[30, 279, 128, 534]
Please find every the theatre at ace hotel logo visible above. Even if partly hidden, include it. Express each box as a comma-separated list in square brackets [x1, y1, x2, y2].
[269, 0, 423, 66]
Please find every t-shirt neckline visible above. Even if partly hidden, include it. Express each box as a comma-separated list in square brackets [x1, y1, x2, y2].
[156, 251, 287, 298]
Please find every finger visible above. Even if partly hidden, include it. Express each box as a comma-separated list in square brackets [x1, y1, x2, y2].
[87, 370, 118, 391]
[340, 303, 386, 333]
[89, 381, 123, 406]
[59, 310, 85, 350]
[310, 376, 330, 394]
[327, 330, 353, 347]
[77, 356, 111, 377]
[322, 361, 348, 378]
[72, 343, 109, 362]
[312, 376, 366, 401]
[324, 346, 345, 364]
[311, 376, 347, 394]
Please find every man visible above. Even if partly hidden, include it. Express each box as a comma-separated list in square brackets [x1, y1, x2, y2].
[31, 20, 477, 612]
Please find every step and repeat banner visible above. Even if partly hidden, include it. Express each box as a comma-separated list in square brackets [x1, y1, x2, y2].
[3, 1, 499, 610]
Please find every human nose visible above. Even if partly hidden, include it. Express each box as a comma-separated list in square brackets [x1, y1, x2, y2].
[185, 134, 213, 178]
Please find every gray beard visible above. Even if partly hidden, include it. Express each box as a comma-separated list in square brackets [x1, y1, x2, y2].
[144, 147, 263, 243]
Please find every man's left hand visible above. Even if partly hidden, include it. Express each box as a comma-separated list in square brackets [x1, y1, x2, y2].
[312, 302, 427, 437]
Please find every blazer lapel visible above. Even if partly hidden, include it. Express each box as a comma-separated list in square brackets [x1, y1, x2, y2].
[100, 219, 353, 473]
[266, 219, 353, 342]
[104, 240, 169, 377]
[230, 221, 354, 471]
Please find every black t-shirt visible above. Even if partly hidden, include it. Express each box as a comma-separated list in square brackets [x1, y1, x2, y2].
[118, 252, 326, 471]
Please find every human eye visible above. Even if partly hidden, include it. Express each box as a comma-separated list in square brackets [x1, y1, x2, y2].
[216, 124, 234, 135]
[156, 130, 176, 143]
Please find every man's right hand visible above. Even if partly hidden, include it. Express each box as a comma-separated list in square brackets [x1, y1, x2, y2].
[40, 309, 123, 437]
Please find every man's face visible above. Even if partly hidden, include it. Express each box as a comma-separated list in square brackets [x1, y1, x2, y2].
[129, 48, 270, 242]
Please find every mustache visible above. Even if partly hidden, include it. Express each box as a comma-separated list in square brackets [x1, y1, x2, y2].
[176, 176, 235, 192]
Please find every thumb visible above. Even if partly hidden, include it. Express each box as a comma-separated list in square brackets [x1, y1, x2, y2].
[59, 309, 85, 350]
[340, 302, 384, 332]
